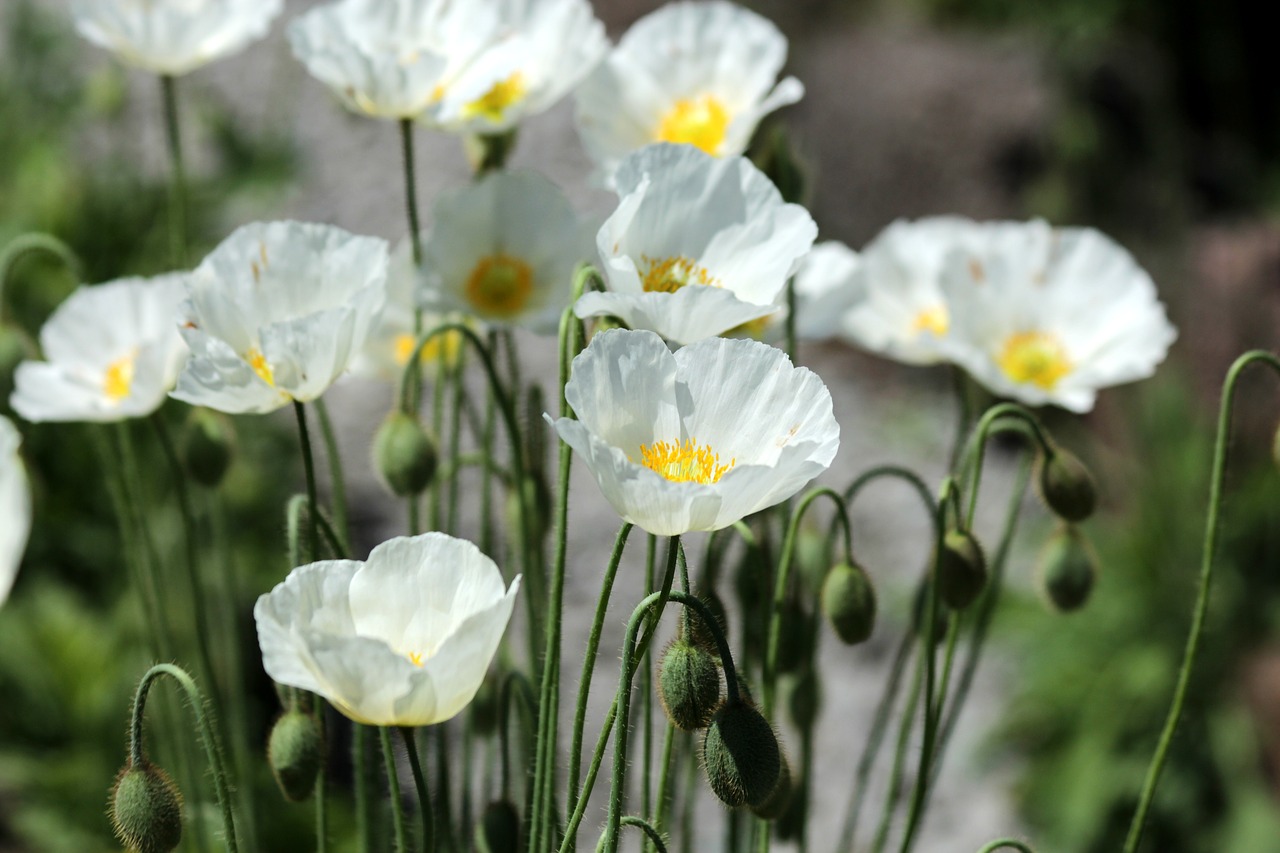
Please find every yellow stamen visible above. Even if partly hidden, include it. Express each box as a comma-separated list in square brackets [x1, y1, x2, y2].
[465, 254, 534, 318]
[246, 347, 276, 387]
[725, 315, 771, 340]
[463, 73, 527, 122]
[997, 331, 1072, 389]
[656, 95, 731, 155]
[103, 354, 137, 402]
[911, 305, 949, 337]
[640, 255, 718, 294]
[639, 437, 735, 485]
[408, 651, 425, 667]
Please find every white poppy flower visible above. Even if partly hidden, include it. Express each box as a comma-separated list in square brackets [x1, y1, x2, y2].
[10, 275, 188, 423]
[172, 222, 388, 414]
[729, 240, 866, 342]
[422, 171, 591, 334]
[839, 216, 992, 366]
[1, 416, 31, 608]
[71, 0, 282, 76]
[574, 0, 804, 183]
[429, 0, 608, 134]
[574, 143, 817, 346]
[939, 222, 1177, 412]
[255, 532, 520, 727]
[548, 328, 839, 537]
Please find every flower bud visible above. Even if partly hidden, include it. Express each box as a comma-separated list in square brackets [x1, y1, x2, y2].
[788, 671, 821, 731]
[911, 584, 948, 646]
[1038, 526, 1098, 613]
[702, 700, 781, 809]
[268, 709, 324, 802]
[750, 752, 793, 821]
[658, 639, 723, 731]
[820, 562, 876, 645]
[110, 762, 184, 853]
[373, 412, 438, 497]
[684, 590, 729, 657]
[181, 408, 235, 487]
[1037, 448, 1097, 522]
[475, 799, 520, 853]
[935, 530, 987, 610]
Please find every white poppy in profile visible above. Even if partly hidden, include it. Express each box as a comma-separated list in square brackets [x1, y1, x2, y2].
[548, 329, 839, 537]
[839, 216, 992, 366]
[422, 171, 591, 334]
[728, 240, 865, 343]
[255, 532, 520, 727]
[574, 0, 803, 183]
[1, 416, 31, 608]
[71, 0, 282, 76]
[429, 0, 607, 134]
[574, 143, 817, 346]
[172, 222, 388, 414]
[940, 222, 1177, 412]
[10, 275, 188, 423]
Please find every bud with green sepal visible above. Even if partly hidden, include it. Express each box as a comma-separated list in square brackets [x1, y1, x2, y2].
[1038, 525, 1098, 612]
[475, 800, 520, 853]
[1037, 445, 1097, 522]
[702, 698, 782, 809]
[750, 751, 794, 821]
[109, 762, 184, 853]
[181, 408, 235, 487]
[685, 589, 730, 657]
[821, 561, 877, 645]
[658, 638, 723, 731]
[935, 529, 988, 610]
[373, 411, 438, 497]
[267, 708, 324, 802]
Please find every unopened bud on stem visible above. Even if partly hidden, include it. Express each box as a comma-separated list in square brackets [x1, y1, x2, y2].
[110, 762, 184, 853]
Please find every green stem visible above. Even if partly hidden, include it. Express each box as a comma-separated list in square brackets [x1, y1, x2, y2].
[354, 725, 375, 853]
[382, 727, 409, 853]
[313, 398, 350, 551]
[652, 723, 678, 841]
[401, 728, 436, 853]
[948, 367, 974, 473]
[129, 663, 238, 853]
[314, 695, 329, 853]
[621, 817, 669, 853]
[159, 75, 188, 266]
[958, 403, 1052, 528]
[0, 233, 81, 321]
[1122, 350, 1280, 852]
[433, 725, 456, 852]
[400, 118, 424, 266]
[976, 842, 1035, 853]
[293, 402, 322, 562]
[870, 650, 924, 853]
[784, 275, 798, 362]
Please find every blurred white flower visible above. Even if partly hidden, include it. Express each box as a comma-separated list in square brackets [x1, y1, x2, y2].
[0, 416, 31, 608]
[574, 143, 816, 346]
[575, 1, 803, 183]
[10, 275, 188, 423]
[727, 240, 865, 343]
[71, 0, 282, 76]
[255, 532, 520, 727]
[172, 222, 388, 414]
[422, 171, 591, 334]
[840, 216, 989, 366]
[939, 222, 1177, 413]
[548, 329, 839, 537]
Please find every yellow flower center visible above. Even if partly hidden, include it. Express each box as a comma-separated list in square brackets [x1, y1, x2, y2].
[997, 331, 1072, 389]
[246, 347, 276, 387]
[465, 254, 534, 318]
[911, 305, 949, 337]
[407, 651, 425, 667]
[640, 256, 719, 294]
[394, 330, 463, 369]
[103, 353, 137, 402]
[656, 95, 731, 155]
[463, 73, 527, 122]
[639, 438, 735, 485]
[725, 316, 771, 340]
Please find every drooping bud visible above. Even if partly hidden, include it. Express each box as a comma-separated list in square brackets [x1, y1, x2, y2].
[750, 752, 793, 821]
[935, 530, 987, 610]
[684, 590, 730, 657]
[1037, 448, 1098, 522]
[821, 562, 877, 645]
[702, 700, 781, 809]
[110, 762, 184, 853]
[469, 678, 500, 737]
[658, 639, 723, 731]
[475, 799, 521, 853]
[1038, 526, 1098, 613]
[373, 412, 438, 497]
[267, 709, 324, 802]
[788, 670, 821, 731]
[181, 408, 235, 487]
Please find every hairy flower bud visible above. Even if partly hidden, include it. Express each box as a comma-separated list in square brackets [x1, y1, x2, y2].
[821, 562, 877, 645]
[110, 762, 183, 853]
[373, 412, 438, 497]
[659, 639, 723, 731]
[935, 530, 987, 610]
[684, 590, 730, 657]
[1038, 526, 1098, 613]
[702, 700, 781, 809]
[475, 799, 520, 853]
[750, 751, 794, 821]
[1037, 448, 1098, 522]
[267, 709, 324, 802]
[181, 408, 235, 487]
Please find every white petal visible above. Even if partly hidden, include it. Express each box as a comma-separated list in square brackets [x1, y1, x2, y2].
[0, 417, 31, 607]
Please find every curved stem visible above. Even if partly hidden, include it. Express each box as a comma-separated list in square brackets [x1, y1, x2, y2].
[621, 816, 669, 853]
[1122, 350, 1280, 852]
[0, 233, 81, 321]
[313, 399, 350, 551]
[381, 727, 408, 853]
[129, 663, 238, 853]
[958, 403, 1052, 529]
[160, 75, 188, 266]
[976, 841, 1035, 853]
[400, 728, 436, 853]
